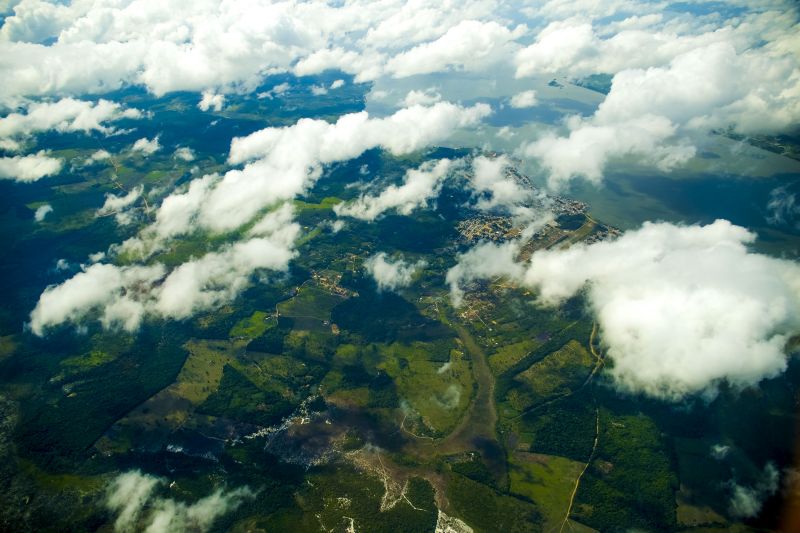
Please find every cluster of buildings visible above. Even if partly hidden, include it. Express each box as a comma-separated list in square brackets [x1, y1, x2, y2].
[311, 270, 357, 298]
[456, 216, 522, 243]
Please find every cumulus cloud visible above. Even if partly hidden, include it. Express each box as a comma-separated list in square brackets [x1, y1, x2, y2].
[145, 486, 255, 533]
[198, 91, 225, 112]
[525, 114, 695, 187]
[361, 0, 497, 51]
[0, 2, 321, 100]
[106, 470, 161, 532]
[509, 90, 537, 108]
[446, 240, 525, 307]
[334, 159, 453, 221]
[330, 79, 345, 89]
[0, 151, 62, 182]
[88, 149, 111, 163]
[133, 173, 219, 247]
[97, 186, 143, 226]
[402, 88, 441, 107]
[386, 20, 527, 78]
[448, 220, 800, 400]
[523, 220, 800, 400]
[29, 262, 166, 335]
[155, 228, 299, 319]
[293, 47, 385, 83]
[139, 101, 488, 240]
[514, 20, 734, 79]
[729, 463, 780, 518]
[174, 147, 196, 162]
[34, 203, 52, 222]
[30, 205, 298, 334]
[711, 444, 731, 460]
[258, 82, 290, 99]
[470, 154, 535, 211]
[39, 101, 487, 333]
[131, 136, 160, 155]
[1, 0, 501, 100]
[364, 252, 426, 291]
[105, 470, 254, 533]
[523, 35, 800, 186]
[0, 98, 141, 142]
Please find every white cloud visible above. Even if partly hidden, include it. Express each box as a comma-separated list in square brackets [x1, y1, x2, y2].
[496, 126, 514, 140]
[364, 252, 426, 291]
[0, 0, 80, 43]
[145, 486, 255, 533]
[293, 47, 385, 83]
[154, 222, 299, 320]
[330, 79, 345, 89]
[446, 240, 525, 307]
[509, 90, 537, 108]
[174, 147, 195, 162]
[310, 84, 328, 96]
[514, 20, 734, 79]
[106, 470, 161, 533]
[198, 91, 225, 112]
[334, 159, 453, 221]
[257, 82, 290, 99]
[105, 470, 255, 533]
[0, 138, 21, 151]
[98, 186, 142, 215]
[361, 0, 497, 50]
[88, 149, 111, 163]
[0, 98, 142, 141]
[729, 463, 780, 518]
[30, 204, 298, 334]
[0, 151, 62, 182]
[169, 101, 489, 236]
[711, 444, 731, 460]
[52, 102, 487, 333]
[470, 154, 534, 211]
[402, 88, 441, 107]
[522, 35, 800, 185]
[97, 186, 143, 225]
[29, 262, 166, 335]
[34, 203, 52, 222]
[524, 114, 695, 188]
[448, 220, 800, 400]
[136, 173, 219, 246]
[131, 136, 160, 155]
[523, 220, 800, 400]
[386, 20, 527, 78]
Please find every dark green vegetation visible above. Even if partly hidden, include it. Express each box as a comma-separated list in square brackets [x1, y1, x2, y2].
[197, 364, 295, 426]
[445, 471, 542, 532]
[572, 410, 679, 531]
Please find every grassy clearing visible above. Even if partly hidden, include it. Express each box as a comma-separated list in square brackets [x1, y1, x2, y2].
[378, 341, 471, 435]
[293, 196, 343, 212]
[0, 335, 17, 360]
[445, 472, 542, 532]
[230, 311, 271, 340]
[60, 349, 116, 370]
[20, 460, 105, 494]
[488, 339, 539, 375]
[174, 339, 237, 404]
[508, 452, 586, 531]
[561, 218, 597, 247]
[278, 285, 344, 321]
[507, 340, 595, 411]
